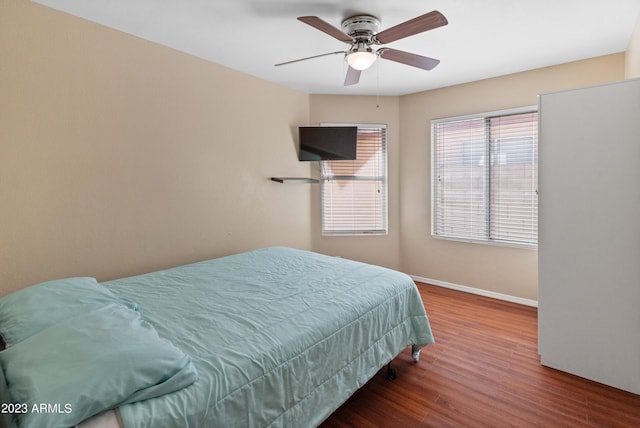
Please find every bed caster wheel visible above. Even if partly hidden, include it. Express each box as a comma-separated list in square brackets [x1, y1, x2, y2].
[386, 363, 397, 381]
[411, 344, 421, 363]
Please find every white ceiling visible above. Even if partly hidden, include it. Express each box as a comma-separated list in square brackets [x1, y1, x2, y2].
[33, 0, 640, 96]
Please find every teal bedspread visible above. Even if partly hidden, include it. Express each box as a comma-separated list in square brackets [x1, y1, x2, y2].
[103, 247, 434, 427]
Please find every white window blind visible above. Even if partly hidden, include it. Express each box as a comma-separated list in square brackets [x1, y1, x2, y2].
[432, 108, 538, 246]
[321, 124, 387, 235]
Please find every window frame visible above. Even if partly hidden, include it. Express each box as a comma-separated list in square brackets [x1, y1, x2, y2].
[320, 123, 388, 236]
[430, 106, 538, 249]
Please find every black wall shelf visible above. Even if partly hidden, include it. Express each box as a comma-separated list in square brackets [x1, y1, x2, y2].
[270, 177, 320, 184]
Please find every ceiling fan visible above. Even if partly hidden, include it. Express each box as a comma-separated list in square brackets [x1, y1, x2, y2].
[275, 11, 448, 86]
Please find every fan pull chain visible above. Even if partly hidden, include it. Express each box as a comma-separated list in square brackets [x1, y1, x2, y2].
[376, 58, 380, 108]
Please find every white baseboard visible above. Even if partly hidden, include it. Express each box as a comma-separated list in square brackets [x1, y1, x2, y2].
[410, 275, 538, 308]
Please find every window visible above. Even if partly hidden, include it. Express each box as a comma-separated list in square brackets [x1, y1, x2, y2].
[321, 124, 387, 235]
[431, 108, 538, 247]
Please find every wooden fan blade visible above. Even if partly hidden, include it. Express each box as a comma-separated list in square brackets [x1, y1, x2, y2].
[344, 66, 361, 86]
[275, 51, 344, 67]
[298, 16, 353, 43]
[375, 10, 447, 44]
[379, 48, 440, 70]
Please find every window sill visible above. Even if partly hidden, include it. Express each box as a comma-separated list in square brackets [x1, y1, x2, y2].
[431, 234, 537, 250]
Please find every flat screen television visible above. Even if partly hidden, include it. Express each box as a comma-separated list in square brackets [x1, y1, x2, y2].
[298, 126, 358, 161]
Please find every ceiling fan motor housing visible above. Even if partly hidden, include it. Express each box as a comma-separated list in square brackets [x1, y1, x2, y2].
[341, 15, 380, 41]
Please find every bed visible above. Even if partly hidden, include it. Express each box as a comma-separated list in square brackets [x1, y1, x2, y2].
[0, 247, 434, 428]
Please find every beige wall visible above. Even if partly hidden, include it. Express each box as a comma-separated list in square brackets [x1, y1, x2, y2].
[309, 95, 402, 270]
[399, 53, 625, 301]
[0, 0, 312, 296]
[627, 13, 640, 78]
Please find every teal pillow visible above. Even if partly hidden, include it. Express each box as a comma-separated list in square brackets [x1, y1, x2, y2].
[0, 365, 16, 428]
[0, 277, 137, 347]
[0, 303, 197, 428]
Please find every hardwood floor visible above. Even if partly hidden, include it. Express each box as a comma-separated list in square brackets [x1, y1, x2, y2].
[321, 283, 640, 427]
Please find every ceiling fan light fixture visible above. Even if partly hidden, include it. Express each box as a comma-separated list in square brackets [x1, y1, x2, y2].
[346, 45, 377, 70]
